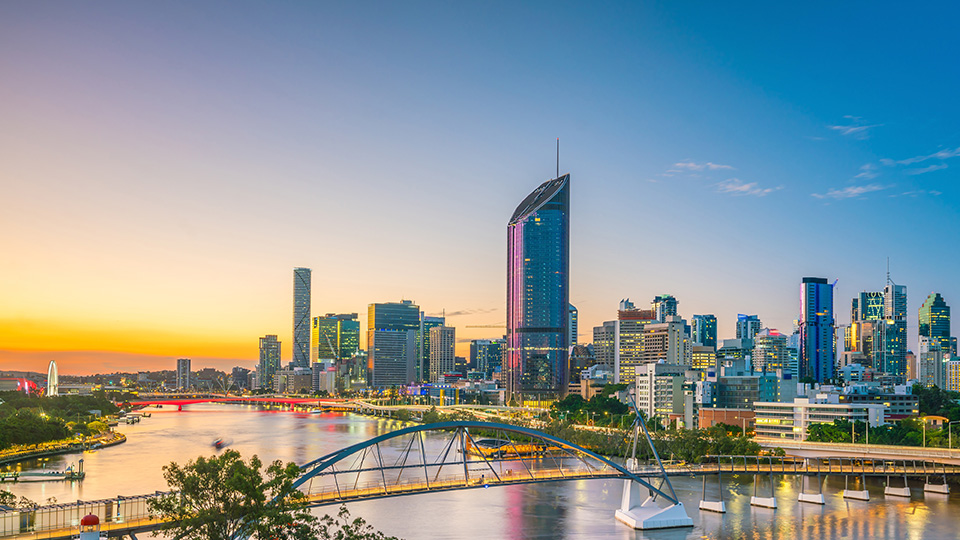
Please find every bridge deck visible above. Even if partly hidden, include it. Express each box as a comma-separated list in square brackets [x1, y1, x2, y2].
[5, 460, 960, 538]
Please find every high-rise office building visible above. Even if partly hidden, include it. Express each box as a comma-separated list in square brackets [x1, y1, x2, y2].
[875, 281, 907, 376]
[799, 277, 835, 382]
[312, 313, 360, 362]
[420, 314, 446, 382]
[691, 345, 717, 371]
[845, 291, 885, 363]
[258, 335, 281, 391]
[593, 321, 617, 369]
[368, 300, 420, 387]
[919, 293, 951, 357]
[428, 326, 456, 381]
[917, 336, 944, 388]
[736, 315, 762, 342]
[312, 316, 339, 361]
[292, 267, 312, 368]
[471, 338, 505, 378]
[691, 314, 718, 349]
[569, 304, 579, 346]
[651, 295, 679, 322]
[752, 329, 789, 373]
[176, 358, 191, 391]
[506, 174, 569, 399]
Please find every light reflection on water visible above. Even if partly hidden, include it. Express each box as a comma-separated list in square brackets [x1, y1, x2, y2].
[3, 404, 957, 539]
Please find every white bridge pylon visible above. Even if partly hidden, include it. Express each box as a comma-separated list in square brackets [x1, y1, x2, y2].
[614, 398, 694, 530]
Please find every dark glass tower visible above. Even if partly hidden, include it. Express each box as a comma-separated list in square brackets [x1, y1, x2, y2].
[800, 277, 836, 382]
[919, 292, 951, 355]
[292, 267, 312, 368]
[506, 174, 570, 400]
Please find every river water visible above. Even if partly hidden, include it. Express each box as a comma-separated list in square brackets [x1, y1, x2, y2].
[3, 404, 958, 539]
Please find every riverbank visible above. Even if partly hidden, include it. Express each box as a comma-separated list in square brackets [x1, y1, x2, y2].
[0, 431, 126, 467]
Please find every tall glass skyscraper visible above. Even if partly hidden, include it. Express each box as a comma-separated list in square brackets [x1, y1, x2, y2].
[292, 267, 312, 368]
[419, 314, 446, 382]
[800, 277, 835, 382]
[368, 300, 420, 387]
[919, 292, 951, 356]
[258, 335, 281, 391]
[691, 314, 718, 349]
[506, 174, 569, 400]
[735, 314, 762, 341]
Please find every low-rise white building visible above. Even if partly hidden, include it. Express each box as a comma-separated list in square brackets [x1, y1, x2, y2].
[754, 395, 885, 441]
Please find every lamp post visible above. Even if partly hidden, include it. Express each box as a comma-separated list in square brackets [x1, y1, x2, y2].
[923, 420, 927, 448]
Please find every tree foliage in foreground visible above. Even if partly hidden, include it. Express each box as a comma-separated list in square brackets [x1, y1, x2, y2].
[148, 450, 399, 540]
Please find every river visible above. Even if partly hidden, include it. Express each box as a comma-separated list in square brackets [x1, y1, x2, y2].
[2, 404, 957, 539]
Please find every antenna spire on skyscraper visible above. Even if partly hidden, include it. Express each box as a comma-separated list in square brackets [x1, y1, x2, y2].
[556, 138, 559, 178]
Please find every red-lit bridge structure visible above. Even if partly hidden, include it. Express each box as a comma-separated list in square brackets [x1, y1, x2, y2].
[126, 395, 355, 411]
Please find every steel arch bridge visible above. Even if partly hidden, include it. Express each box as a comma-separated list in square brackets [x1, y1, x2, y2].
[289, 420, 681, 507]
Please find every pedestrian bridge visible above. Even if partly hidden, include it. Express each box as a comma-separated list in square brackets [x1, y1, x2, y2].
[6, 421, 960, 539]
[0, 421, 687, 539]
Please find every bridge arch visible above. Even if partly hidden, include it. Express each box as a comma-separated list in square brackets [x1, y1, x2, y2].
[292, 420, 679, 505]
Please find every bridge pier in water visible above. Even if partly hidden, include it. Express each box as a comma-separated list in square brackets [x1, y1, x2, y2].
[750, 468, 777, 509]
[924, 475, 950, 494]
[798, 471, 825, 505]
[884, 472, 911, 497]
[842, 473, 870, 501]
[699, 468, 725, 513]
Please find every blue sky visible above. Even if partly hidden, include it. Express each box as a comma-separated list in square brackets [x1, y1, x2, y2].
[2, 2, 959, 372]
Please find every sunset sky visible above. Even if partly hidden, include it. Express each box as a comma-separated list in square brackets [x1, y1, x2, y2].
[3, 2, 960, 375]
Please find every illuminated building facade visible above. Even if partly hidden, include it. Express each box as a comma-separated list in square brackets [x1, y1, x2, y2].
[569, 304, 579, 346]
[420, 314, 446, 382]
[471, 338, 505, 378]
[876, 282, 907, 377]
[428, 326, 456, 382]
[799, 277, 835, 383]
[752, 328, 789, 373]
[176, 357, 191, 391]
[691, 345, 717, 370]
[292, 267, 312, 368]
[919, 292, 951, 356]
[691, 314, 717, 349]
[593, 320, 617, 370]
[258, 335, 281, 391]
[312, 313, 360, 362]
[368, 300, 420, 387]
[651, 294, 679, 322]
[506, 174, 570, 399]
[736, 314, 762, 342]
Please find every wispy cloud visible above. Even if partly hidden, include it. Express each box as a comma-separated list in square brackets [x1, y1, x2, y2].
[715, 178, 781, 197]
[879, 146, 960, 167]
[427, 308, 497, 318]
[853, 163, 879, 180]
[812, 184, 889, 199]
[890, 189, 943, 198]
[828, 116, 882, 139]
[905, 163, 948, 175]
[672, 161, 734, 171]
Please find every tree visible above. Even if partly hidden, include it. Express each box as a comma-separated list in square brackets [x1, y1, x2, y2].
[0, 490, 36, 509]
[149, 450, 399, 540]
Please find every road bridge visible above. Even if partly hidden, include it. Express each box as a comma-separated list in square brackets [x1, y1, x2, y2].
[757, 438, 960, 465]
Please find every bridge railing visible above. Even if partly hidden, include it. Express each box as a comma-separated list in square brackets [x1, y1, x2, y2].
[0, 492, 164, 538]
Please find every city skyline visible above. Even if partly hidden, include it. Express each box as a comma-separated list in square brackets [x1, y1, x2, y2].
[3, 3, 960, 375]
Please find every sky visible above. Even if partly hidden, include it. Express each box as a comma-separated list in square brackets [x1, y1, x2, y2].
[2, 2, 960, 375]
